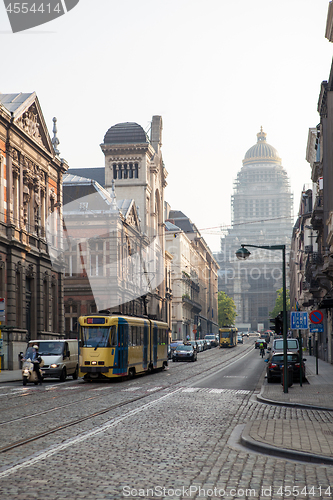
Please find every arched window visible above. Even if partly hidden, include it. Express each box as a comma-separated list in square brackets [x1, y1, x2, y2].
[129, 163, 133, 179]
[118, 164, 122, 179]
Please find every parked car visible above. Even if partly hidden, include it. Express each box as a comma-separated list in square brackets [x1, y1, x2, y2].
[172, 343, 197, 362]
[268, 338, 300, 355]
[169, 340, 184, 357]
[205, 334, 218, 348]
[237, 335, 243, 344]
[188, 340, 200, 352]
[265, 352, 306, 383]
[201, 339, 208, 350]
[255, 338, 267, 349]
[195, 340, 204, 352]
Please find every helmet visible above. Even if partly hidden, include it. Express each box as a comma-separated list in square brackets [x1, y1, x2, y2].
[33, 345, 39, 349]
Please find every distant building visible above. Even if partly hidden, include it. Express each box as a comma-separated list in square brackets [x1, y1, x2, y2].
[165, 210, 219, 340]
[0, 93, 68, 369]
[214, 129, 293, 332]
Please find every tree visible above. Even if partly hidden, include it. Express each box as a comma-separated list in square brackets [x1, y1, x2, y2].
[218, 291, 237, 327]
[269, 288, 290, 318]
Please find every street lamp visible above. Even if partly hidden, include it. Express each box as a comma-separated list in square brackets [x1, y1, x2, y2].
[235, 243, 288, 394]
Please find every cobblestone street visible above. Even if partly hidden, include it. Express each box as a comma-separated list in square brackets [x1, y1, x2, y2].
[1, 346, 333, 500]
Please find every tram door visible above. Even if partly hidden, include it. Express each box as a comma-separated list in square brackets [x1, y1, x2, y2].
[117, 322, 128, 375]
[143, 322, 149, 369]
[152, 323, 158, 368]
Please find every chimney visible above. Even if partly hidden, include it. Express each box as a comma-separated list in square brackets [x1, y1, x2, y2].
[150, 115, 162, 154]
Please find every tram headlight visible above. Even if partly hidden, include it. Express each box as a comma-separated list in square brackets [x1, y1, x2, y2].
[91, 361, 97, 365]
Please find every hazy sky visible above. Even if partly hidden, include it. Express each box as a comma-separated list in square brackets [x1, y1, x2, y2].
[1, 0, 332, 252]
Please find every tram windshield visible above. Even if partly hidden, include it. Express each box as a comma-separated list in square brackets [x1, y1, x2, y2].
[81, 326, 117, 348]
[220, 331, 230, 338]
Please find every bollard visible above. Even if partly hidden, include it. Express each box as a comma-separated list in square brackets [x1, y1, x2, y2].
[281, 365, 293, 387]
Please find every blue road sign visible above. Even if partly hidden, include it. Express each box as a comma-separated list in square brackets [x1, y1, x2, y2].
[310, 323, 324, 333]
[291, 311, 308, 330]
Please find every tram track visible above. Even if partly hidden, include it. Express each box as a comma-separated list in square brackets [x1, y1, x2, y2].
[0, 344, 254, 454]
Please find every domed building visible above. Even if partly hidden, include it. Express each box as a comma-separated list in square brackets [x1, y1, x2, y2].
[215, 129, 293, 331]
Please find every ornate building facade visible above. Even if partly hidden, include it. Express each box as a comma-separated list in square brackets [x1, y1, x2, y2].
[0, 93, 68, 369]
[215, 129, 293, 331]
[165, 211, 219, 340]
[62, 174, 160, 335]
[66, 117, 170, 324]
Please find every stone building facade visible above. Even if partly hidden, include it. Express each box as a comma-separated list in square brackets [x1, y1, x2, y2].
[62, 174, 163, 335]
[215, 129, 293, 332]
[0, 93, 67, 369]
[165, 211, 219, 340]
[67, 117, 170, 324]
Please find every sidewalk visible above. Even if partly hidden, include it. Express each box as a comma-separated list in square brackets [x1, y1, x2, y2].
[242, 353, 333, 465]
[0, 369, 21, 383]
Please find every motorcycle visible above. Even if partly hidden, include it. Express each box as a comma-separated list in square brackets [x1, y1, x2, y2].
[22, 358, 44, 386]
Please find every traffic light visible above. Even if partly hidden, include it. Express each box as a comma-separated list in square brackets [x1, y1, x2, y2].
[269, 313, 283, 334]
[269, 318, 277, 333]
[275, 313, 283, 334]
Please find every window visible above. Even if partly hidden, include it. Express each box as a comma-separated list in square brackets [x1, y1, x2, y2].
[64, 303, 78, 334]
[43, 279, 48, 331]
[89, 240, 104, 276]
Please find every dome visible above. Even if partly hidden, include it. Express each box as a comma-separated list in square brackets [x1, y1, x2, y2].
[103, 122, 149, 145]
[243, 128, 281, 165]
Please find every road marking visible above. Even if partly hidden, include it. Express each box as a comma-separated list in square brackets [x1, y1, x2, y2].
[122, 386, 142, 391]
[0, 388, 182, 478]
[182, 387, 250, 395]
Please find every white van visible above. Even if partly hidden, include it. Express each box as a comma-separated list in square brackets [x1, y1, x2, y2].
[269, 338, 300, 355]
[26, 340, 79, 381]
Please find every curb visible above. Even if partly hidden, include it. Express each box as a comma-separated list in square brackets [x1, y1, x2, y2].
[240, 421, 333, 466]
[257, 385, 333, 412]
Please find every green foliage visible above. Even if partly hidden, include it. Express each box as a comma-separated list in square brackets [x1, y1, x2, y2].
[218, 291, 236, 327]
[269, 288, 290, 318]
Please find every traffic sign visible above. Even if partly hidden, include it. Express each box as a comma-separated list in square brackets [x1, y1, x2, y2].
[0, 298, 5, 322]
[309, 310, 324, 324]
[291, 311, 308, 330]
[310, 323, 324, 333]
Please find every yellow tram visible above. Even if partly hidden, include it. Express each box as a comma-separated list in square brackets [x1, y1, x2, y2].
[78, 314, 168, 380]
[219, 327, 238, 348]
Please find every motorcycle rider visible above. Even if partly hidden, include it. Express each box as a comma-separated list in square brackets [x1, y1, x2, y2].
[31, 345, 43, 384]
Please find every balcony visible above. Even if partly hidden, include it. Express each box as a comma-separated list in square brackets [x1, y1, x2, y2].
[321, 252, 333, 282]
[308, 253, 323, 266]
[327, 211, 333, 247]
[182, 294, 202, 312]
[310, 195, 323, 231]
